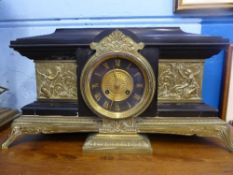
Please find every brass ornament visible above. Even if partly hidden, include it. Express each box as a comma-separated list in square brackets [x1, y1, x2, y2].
[80, 30, 156, 119]
[99, 118, 137, 133]
[158, 59, 203, 102]
[90, 30, 144, 56]
[35, 60, 77, 100]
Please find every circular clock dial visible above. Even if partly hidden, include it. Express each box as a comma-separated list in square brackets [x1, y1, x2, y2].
[81, 52, 155, 119]
[90, 58, 144, 112]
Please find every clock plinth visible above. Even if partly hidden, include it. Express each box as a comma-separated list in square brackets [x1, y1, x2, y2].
[83, 133, 152, 154]
[83, 117, 152, 154]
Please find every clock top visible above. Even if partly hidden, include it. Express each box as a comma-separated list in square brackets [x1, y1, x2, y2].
[10, 27, 228, 60]
[11, 27, 228, 47]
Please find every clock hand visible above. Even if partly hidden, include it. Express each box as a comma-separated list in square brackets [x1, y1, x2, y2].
[113, 69, 120, 89]
[112, 68, 120, 103]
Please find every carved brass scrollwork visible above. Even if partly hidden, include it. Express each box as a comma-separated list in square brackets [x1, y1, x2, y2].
[90, 30, 144, 56]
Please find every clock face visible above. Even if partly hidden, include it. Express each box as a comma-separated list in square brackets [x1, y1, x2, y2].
[81, 52, 155, 119]
[90, 58, 144, 112]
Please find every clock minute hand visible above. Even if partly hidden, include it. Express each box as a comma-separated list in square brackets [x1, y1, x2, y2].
[113, 68, 121, 104]
[113, 69, 120, 89]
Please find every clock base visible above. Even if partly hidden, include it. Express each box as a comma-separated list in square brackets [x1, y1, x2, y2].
[1, 115, 233, 152]
[83, 133, 152, 154]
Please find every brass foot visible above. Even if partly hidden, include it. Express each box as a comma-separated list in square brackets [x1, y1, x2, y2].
[2, 126, 22, 149]
[217, 125, 233, 152]
[1, 115, 100, 149]
[137, 117, 233, 152]
[83, 133, 152, 154]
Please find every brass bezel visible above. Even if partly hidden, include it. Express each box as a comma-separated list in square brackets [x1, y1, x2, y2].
[80, 52, 155, 119]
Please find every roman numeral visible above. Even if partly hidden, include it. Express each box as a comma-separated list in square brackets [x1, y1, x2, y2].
[127, 102, 132, 109]
[114, 103, 120, 111]
[126, 63, 132, 70]
[94, 92, 102, 102]
[94, 72, 101, 77]
[109, 101, 113, 110]
[134, 72, 140, 77]
[103, 63, 110, 69]
[133, 93, 141, 101]
[136, 83, 143, 88]
[103, 100, 110, 109]
[115, 59, 121, 67]
[92, 83, 99, 89]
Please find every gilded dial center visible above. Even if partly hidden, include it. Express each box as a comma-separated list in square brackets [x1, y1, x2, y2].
[101, 69, 134, 101]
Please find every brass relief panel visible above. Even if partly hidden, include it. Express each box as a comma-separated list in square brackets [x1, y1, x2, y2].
[35, 60, 77, 100]
[158, 59, 204, 102]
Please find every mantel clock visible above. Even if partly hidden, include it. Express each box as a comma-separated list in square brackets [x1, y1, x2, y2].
[2, 28, 233, 153]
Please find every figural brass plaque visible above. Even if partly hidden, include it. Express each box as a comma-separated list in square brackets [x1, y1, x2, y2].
[158, 59, 204, 103]
[35, 60, 77, 100]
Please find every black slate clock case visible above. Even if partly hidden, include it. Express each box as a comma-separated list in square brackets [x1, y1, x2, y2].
[9, 27, 228, 118]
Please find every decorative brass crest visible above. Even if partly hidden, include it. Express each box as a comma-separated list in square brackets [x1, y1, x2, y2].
[90, 30, 144, 55]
